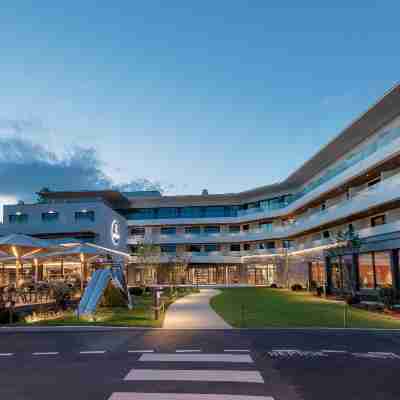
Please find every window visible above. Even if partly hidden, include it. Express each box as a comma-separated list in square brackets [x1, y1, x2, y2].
[186, 244, 201, 252]
[203, 206, 225, 218]
[181, 207, 203, 218]
[259, 222, 272, 232]
[229, 225, 241, 233]
[243, 243, 251, 251]
[160, 244, 176, 253]
[129, 208, 156, 219]
[75, 210, 95, 222]
[131, 227, 145, 236]
[358, 253, 374, 289]
[230, 244, 241, 252]
[330, 257, 342, 289]
[204, 226, 220, 234]
[311, 261, 325, 286]
[371, 215, 385, 227]
[374, 252, 392, 288]
[323, 230, 330, 239]
[267, 241, 276, 249]
[161, 227, 176, 235]
[321, 202, 326, 211]
[258, 243, 266, 250]
[9, 213, 28, 224]
[242, 224, 250, 231]
[185, 226, 201, 234]
[41, 211, 59, 222]
[204, 244, 219, 252]
[157, 208, 179, 218]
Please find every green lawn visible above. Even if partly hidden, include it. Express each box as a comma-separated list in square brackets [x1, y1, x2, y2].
[210, 288, 400, 329]
[26, 296, 162, 327]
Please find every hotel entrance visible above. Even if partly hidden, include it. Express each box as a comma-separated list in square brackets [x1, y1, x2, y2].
[247, 264, 276, 285]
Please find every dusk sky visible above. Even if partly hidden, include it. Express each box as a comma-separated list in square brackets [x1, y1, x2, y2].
[0, 1, 399, 204]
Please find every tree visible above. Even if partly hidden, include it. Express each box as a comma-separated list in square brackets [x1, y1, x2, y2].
[134, 241, 160, 285]
[328, 225, 362, 297]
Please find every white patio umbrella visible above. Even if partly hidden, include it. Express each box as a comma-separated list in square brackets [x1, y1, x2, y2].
[30, 244, 104, 292]
[0, 234, 54, 287]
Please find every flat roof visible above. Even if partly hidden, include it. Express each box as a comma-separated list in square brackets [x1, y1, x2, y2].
[37, 190, 131, 208]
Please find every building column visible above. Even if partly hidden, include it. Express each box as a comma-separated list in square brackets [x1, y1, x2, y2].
[390, 249, 400, 296]
[325, 256, 332, 295]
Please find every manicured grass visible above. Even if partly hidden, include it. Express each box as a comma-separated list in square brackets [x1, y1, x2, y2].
[27, 296, 162, 327]
[210, 288, 400, 329]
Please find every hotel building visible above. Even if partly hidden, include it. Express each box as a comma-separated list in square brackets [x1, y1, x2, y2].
[1, 84, 400, 296]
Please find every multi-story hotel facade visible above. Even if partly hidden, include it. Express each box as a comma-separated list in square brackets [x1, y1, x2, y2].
[1, 84, 400, 296]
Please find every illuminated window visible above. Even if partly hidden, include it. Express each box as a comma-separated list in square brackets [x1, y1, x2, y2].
[75, 210, 95, 222]
[358, 253, 374, 288]
[374, 252, 392, 288]
[41, 211, 59, 222]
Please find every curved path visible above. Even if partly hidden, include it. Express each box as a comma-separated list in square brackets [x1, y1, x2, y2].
[163, 289, 232, 329]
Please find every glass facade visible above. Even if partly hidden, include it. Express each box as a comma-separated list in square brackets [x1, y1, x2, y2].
[358, 251, 393, 289]
[311, 261, 325, 286]
[161, 227, 176, 235]
[75, 210, 95, 222]
[204, 226, 220, 234]
[9, 213, 28, 224]
[330, 257, 342, 289]
[185, 226, 200, 234]
[41, 211, 59, 222]
[160, 244, 176, 253]
[204, 243, 219, 252]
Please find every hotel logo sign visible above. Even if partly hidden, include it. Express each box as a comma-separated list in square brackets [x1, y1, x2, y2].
[111, 220, 121, 246]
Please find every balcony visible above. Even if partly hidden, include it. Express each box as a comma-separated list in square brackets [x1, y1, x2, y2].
[127, 172, 400, 245]
[128, 128, 400, 226]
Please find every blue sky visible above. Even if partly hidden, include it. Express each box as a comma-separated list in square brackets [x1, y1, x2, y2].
[0, 1, 399, 201]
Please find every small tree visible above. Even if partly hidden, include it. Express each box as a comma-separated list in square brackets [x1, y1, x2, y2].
[135, 242, 160, 285]
[328, 225, 362, 297]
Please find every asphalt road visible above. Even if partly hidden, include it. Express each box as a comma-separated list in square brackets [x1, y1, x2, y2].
[1, 328, 400, 399]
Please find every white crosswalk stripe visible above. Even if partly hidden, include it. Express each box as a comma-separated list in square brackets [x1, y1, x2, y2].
[124, 369, 264, 383]
[139, 353, 253, 363]
[110, 394, 274, 400]
[109, 352, 273, 400]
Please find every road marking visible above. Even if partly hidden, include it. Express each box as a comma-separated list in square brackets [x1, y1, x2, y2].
[0, 353, 13, 356]
[352, 352, 400, 360]
[109, 393, 274, 400]
[224, 349, 250, 353]
[269, 349, 326, 358]
[128, 350, 154, 353]
[79, 350, 106, 354]
[124, 369, 264, 383]
[32, 352, 59, 356]
[322, 350, 348, 354]
[139, 353, 253, 363]
[176, 349, 202, 353]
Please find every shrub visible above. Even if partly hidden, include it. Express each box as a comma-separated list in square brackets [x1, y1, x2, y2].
[0, 309, 21, 324]
[129, 287, 144, 296]
[102, 284, 127, 307]
[316, 286, 324, 297]
[270, 283, 278, 289]
[291, 284, 303, 291]
[379, 287, 396, 310]
[345, 294, 360, 305]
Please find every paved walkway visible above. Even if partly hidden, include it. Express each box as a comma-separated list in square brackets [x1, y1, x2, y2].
[163, 289, 232, 329]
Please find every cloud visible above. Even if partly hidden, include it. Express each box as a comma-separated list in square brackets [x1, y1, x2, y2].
[0, 136, 164, 203]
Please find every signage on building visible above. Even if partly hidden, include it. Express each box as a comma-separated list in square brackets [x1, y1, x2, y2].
[111, 220, 121, 246]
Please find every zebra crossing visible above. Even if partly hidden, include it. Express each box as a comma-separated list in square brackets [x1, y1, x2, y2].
[108, 352, 274, 400]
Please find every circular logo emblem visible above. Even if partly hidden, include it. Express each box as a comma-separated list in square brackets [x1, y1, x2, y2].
[111, 220, 121, 246]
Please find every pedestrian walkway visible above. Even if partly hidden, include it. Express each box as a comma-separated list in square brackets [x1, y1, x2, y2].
[108, 352, 274, 399]
[163, 289, 232, 329]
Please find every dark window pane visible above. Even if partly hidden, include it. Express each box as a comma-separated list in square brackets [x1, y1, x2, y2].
[229, 225, 240, 233]
[158, 208, 179, 218]
[41, 211, 59, 222]
[204, 226, 220, 234]
[185, 226, 201, 234]
[75, 211, 95, 222]
[204, 244, 219, 252]
[230, 244, 241, 252]
[161, 227, 176, 235]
